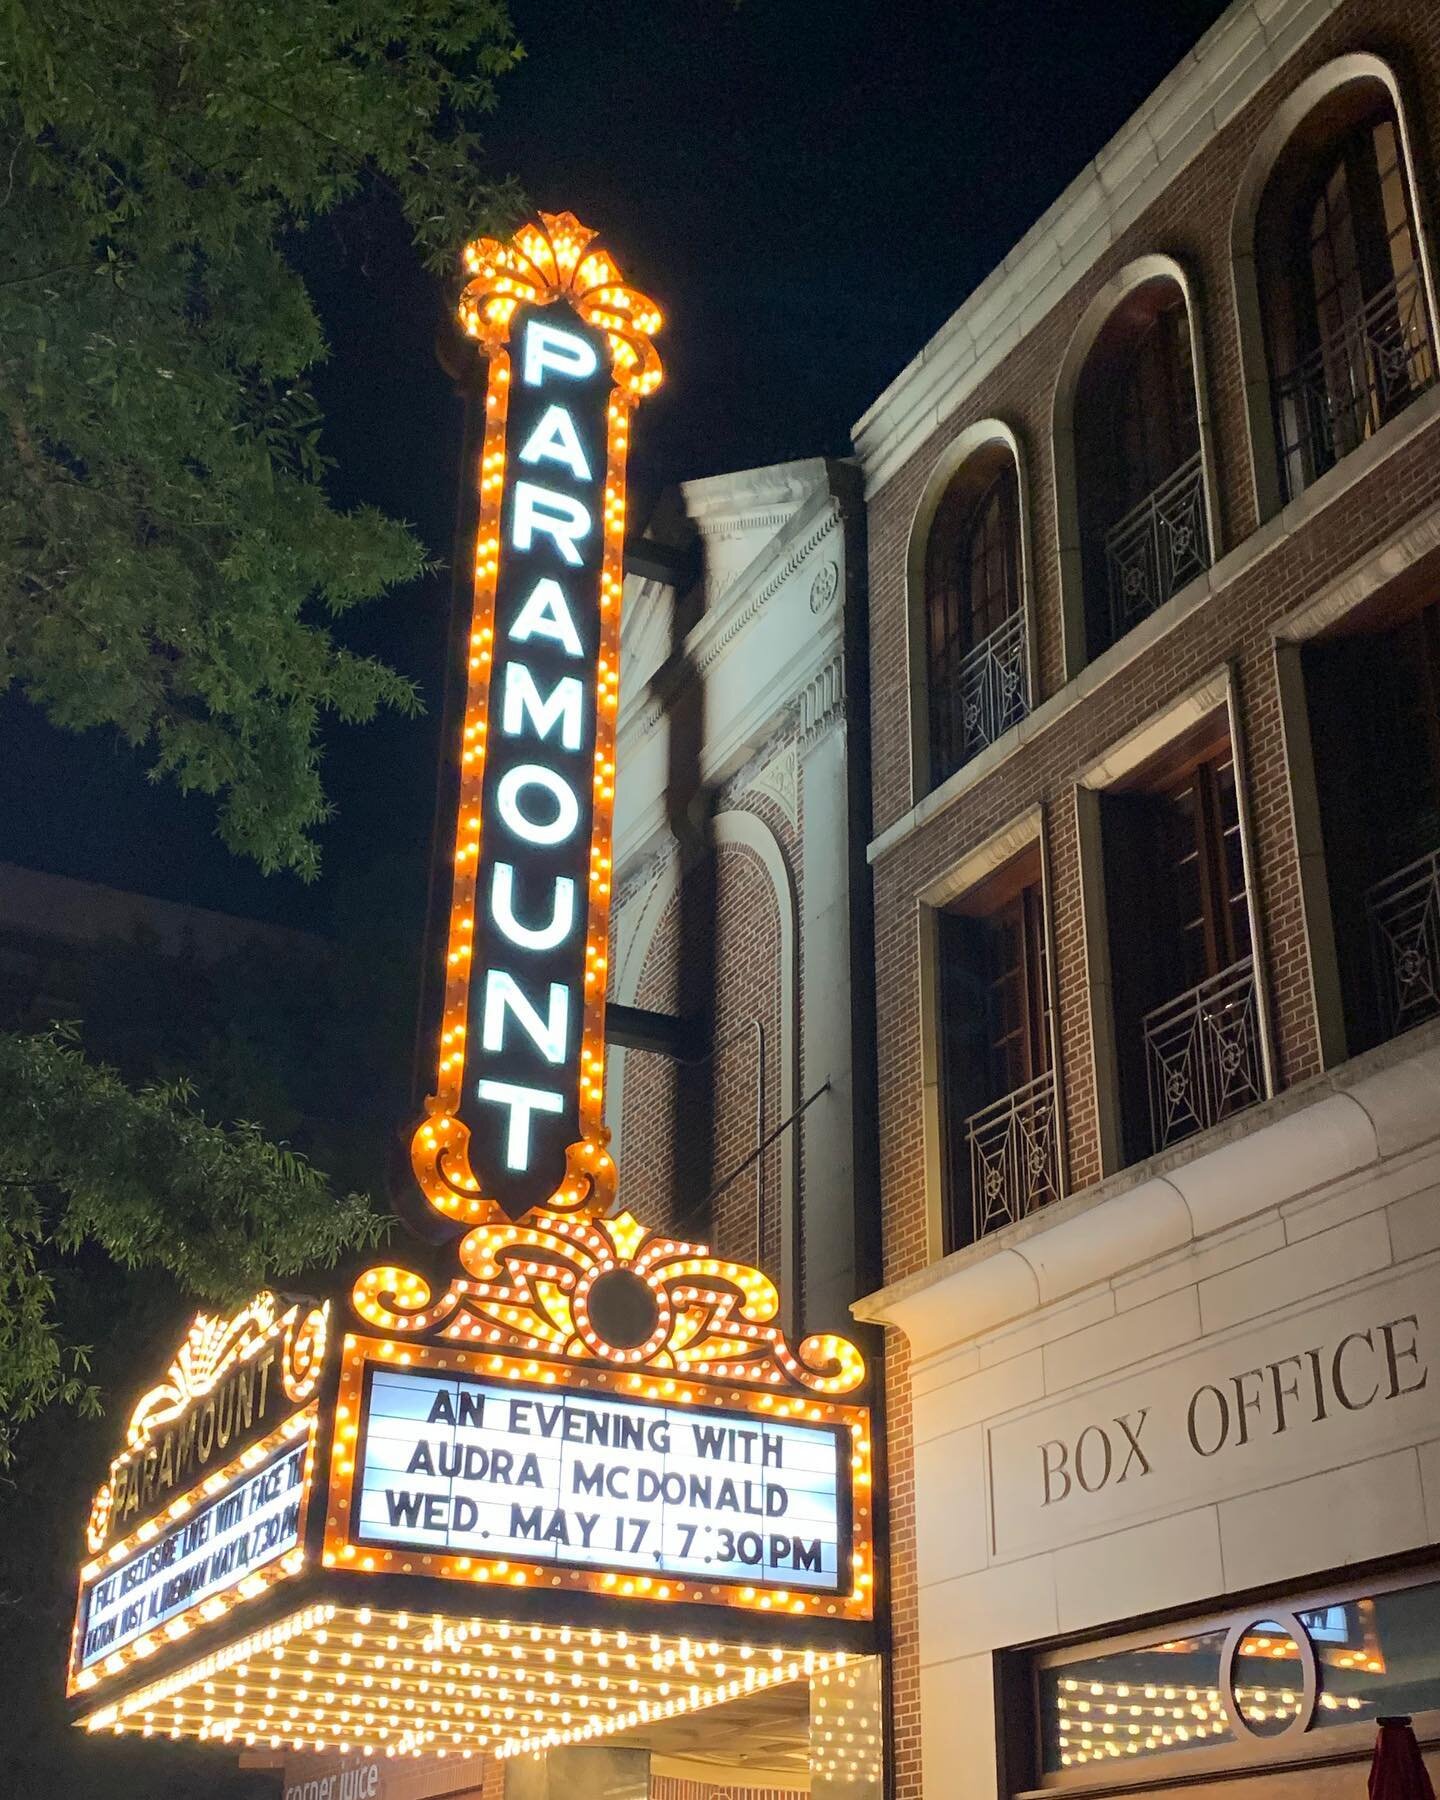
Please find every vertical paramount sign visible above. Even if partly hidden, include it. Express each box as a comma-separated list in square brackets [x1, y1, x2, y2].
[66, 215, 875, 1766]
[415, 213, 663, 1224]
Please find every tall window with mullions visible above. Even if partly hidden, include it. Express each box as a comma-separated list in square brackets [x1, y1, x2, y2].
[924, 453, 1026, 788]
[1259, 90, 1435, 500]
[1101, 738, 1261, 1165]
[936, 859, 1058, 1251]
[1303, 598, 1440, 1053]
[1072, 279, 1209, 662]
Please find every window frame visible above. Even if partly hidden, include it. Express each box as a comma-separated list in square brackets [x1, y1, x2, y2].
[1080, 289, 1202, 539]
[1052, 257, 1219, 684]
[924, 457, 1025, 787]
[1229, 55, 1440, 526]
[935, 858, 1056, 1255]
[1149, 739, 1253, 991]
[916, 806, 1065, 1264]
[1013, 1559, 1440, 1797]
[1074, 668, 1275, 1178]
[905, 421, 1038, 805]
[1283, 593, 1440, 1060]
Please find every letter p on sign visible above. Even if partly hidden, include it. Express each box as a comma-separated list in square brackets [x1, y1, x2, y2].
[524, 321, 598, 387]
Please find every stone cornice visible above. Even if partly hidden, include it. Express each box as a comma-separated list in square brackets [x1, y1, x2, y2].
[680, 457, 836, 527]
[691, 503, 843, 680]
[854, 1022, 1440, 1364]
[617, 468, 854, 760]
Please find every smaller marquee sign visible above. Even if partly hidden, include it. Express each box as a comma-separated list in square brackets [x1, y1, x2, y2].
[75, 1435, 308, 1675]
[69, 1294, 328, 1697]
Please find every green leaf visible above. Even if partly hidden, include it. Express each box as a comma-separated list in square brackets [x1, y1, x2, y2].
[0, 0, 524, 876]
[0, 1026, 388, 1456]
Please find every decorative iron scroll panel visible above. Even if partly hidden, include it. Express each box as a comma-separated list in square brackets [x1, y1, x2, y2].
[968, 1067, 1060, 1240]
[1275, 267, 1434, 502]
[1145, 957, 1262, 1153]
[1104, 449, 1210, 638]
[1367, 844, 1440, 1039]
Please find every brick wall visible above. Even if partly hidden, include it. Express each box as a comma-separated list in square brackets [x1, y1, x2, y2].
[863, 0, 1440, 1791]
[867, 0, 1440, 1270]
[612, 766, 803, 1294]
[881, 1330, 921, 1800]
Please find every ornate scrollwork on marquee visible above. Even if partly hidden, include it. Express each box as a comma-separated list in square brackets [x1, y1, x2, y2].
[352, 1212, 865, 1397]
[85, 1294, 328, 1554]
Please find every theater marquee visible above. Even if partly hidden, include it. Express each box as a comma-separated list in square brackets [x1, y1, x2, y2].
[67, 212, 876, 1771]
[69, 1295, 327, 1697]
[347, 1360, 848, 1591]
[330, 1207, 872, 1620]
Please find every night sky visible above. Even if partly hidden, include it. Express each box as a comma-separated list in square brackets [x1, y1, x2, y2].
[0, 0, 1235, 934]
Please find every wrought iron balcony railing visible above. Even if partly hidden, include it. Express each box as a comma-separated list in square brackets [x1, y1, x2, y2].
[966, 1068, 1060, 1242]
[1103, 449, 1211, 643]
[1366, 845, 1440, 1040]
[1144, 957, 1263, 1154]
[1273, 266, 1435, 503]
[930, 605, 1030, 785]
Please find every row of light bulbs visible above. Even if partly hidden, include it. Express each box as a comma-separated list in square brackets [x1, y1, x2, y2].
[1055, 1673, 1373, 1767]
[421, 217, 656, 1225]
[84, 1602, 852, 1766]
[810, 1665, 884, 1785]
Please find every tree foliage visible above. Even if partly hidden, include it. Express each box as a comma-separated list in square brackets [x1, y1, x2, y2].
[0, 0, 520, 875]
[0, 1024, 385, 1452]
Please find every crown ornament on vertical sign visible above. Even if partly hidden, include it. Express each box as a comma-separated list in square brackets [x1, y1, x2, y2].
[353, 212, 866, 1402]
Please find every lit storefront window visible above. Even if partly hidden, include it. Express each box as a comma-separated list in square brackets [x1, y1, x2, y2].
[1040, 1630, 1234, 1772]
[1035, 1575, 1440, 1781]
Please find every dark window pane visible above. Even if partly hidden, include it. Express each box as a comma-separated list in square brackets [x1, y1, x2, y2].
[938, 877, 1055, 1249]
[1302, 1582, 1440, 1724]
[1271, 102, 1436, 499]
[925, 460, 1023, 781]
[1111, 298, 1198, 513]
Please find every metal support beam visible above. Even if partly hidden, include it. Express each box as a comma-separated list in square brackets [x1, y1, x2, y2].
[604, 1002, 700, 1060]
[623, 534, 698, 588]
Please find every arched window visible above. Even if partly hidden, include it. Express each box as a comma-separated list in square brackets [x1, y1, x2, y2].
[1072, 278, 1210, 662]
[1256, 84, 1434, 501]
[923, 448, 1027, 787]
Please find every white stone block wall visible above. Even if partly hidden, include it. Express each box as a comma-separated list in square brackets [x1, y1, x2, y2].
[859, 1032, 1440, 1796]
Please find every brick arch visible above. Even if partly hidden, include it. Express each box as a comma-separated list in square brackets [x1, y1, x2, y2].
[1050, 252, 1219, 681]
[607, 809, 799, 1313]
[1229, 51, 1440, 525]
[902, 418, 1038, 804]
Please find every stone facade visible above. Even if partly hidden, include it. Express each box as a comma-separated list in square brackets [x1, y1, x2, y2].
[854, 0, 1440, 1794]
[608, 457, 872, 1338]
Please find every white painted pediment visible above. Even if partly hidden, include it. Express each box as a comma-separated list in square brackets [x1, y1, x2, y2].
[613, 457, 857, 873]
